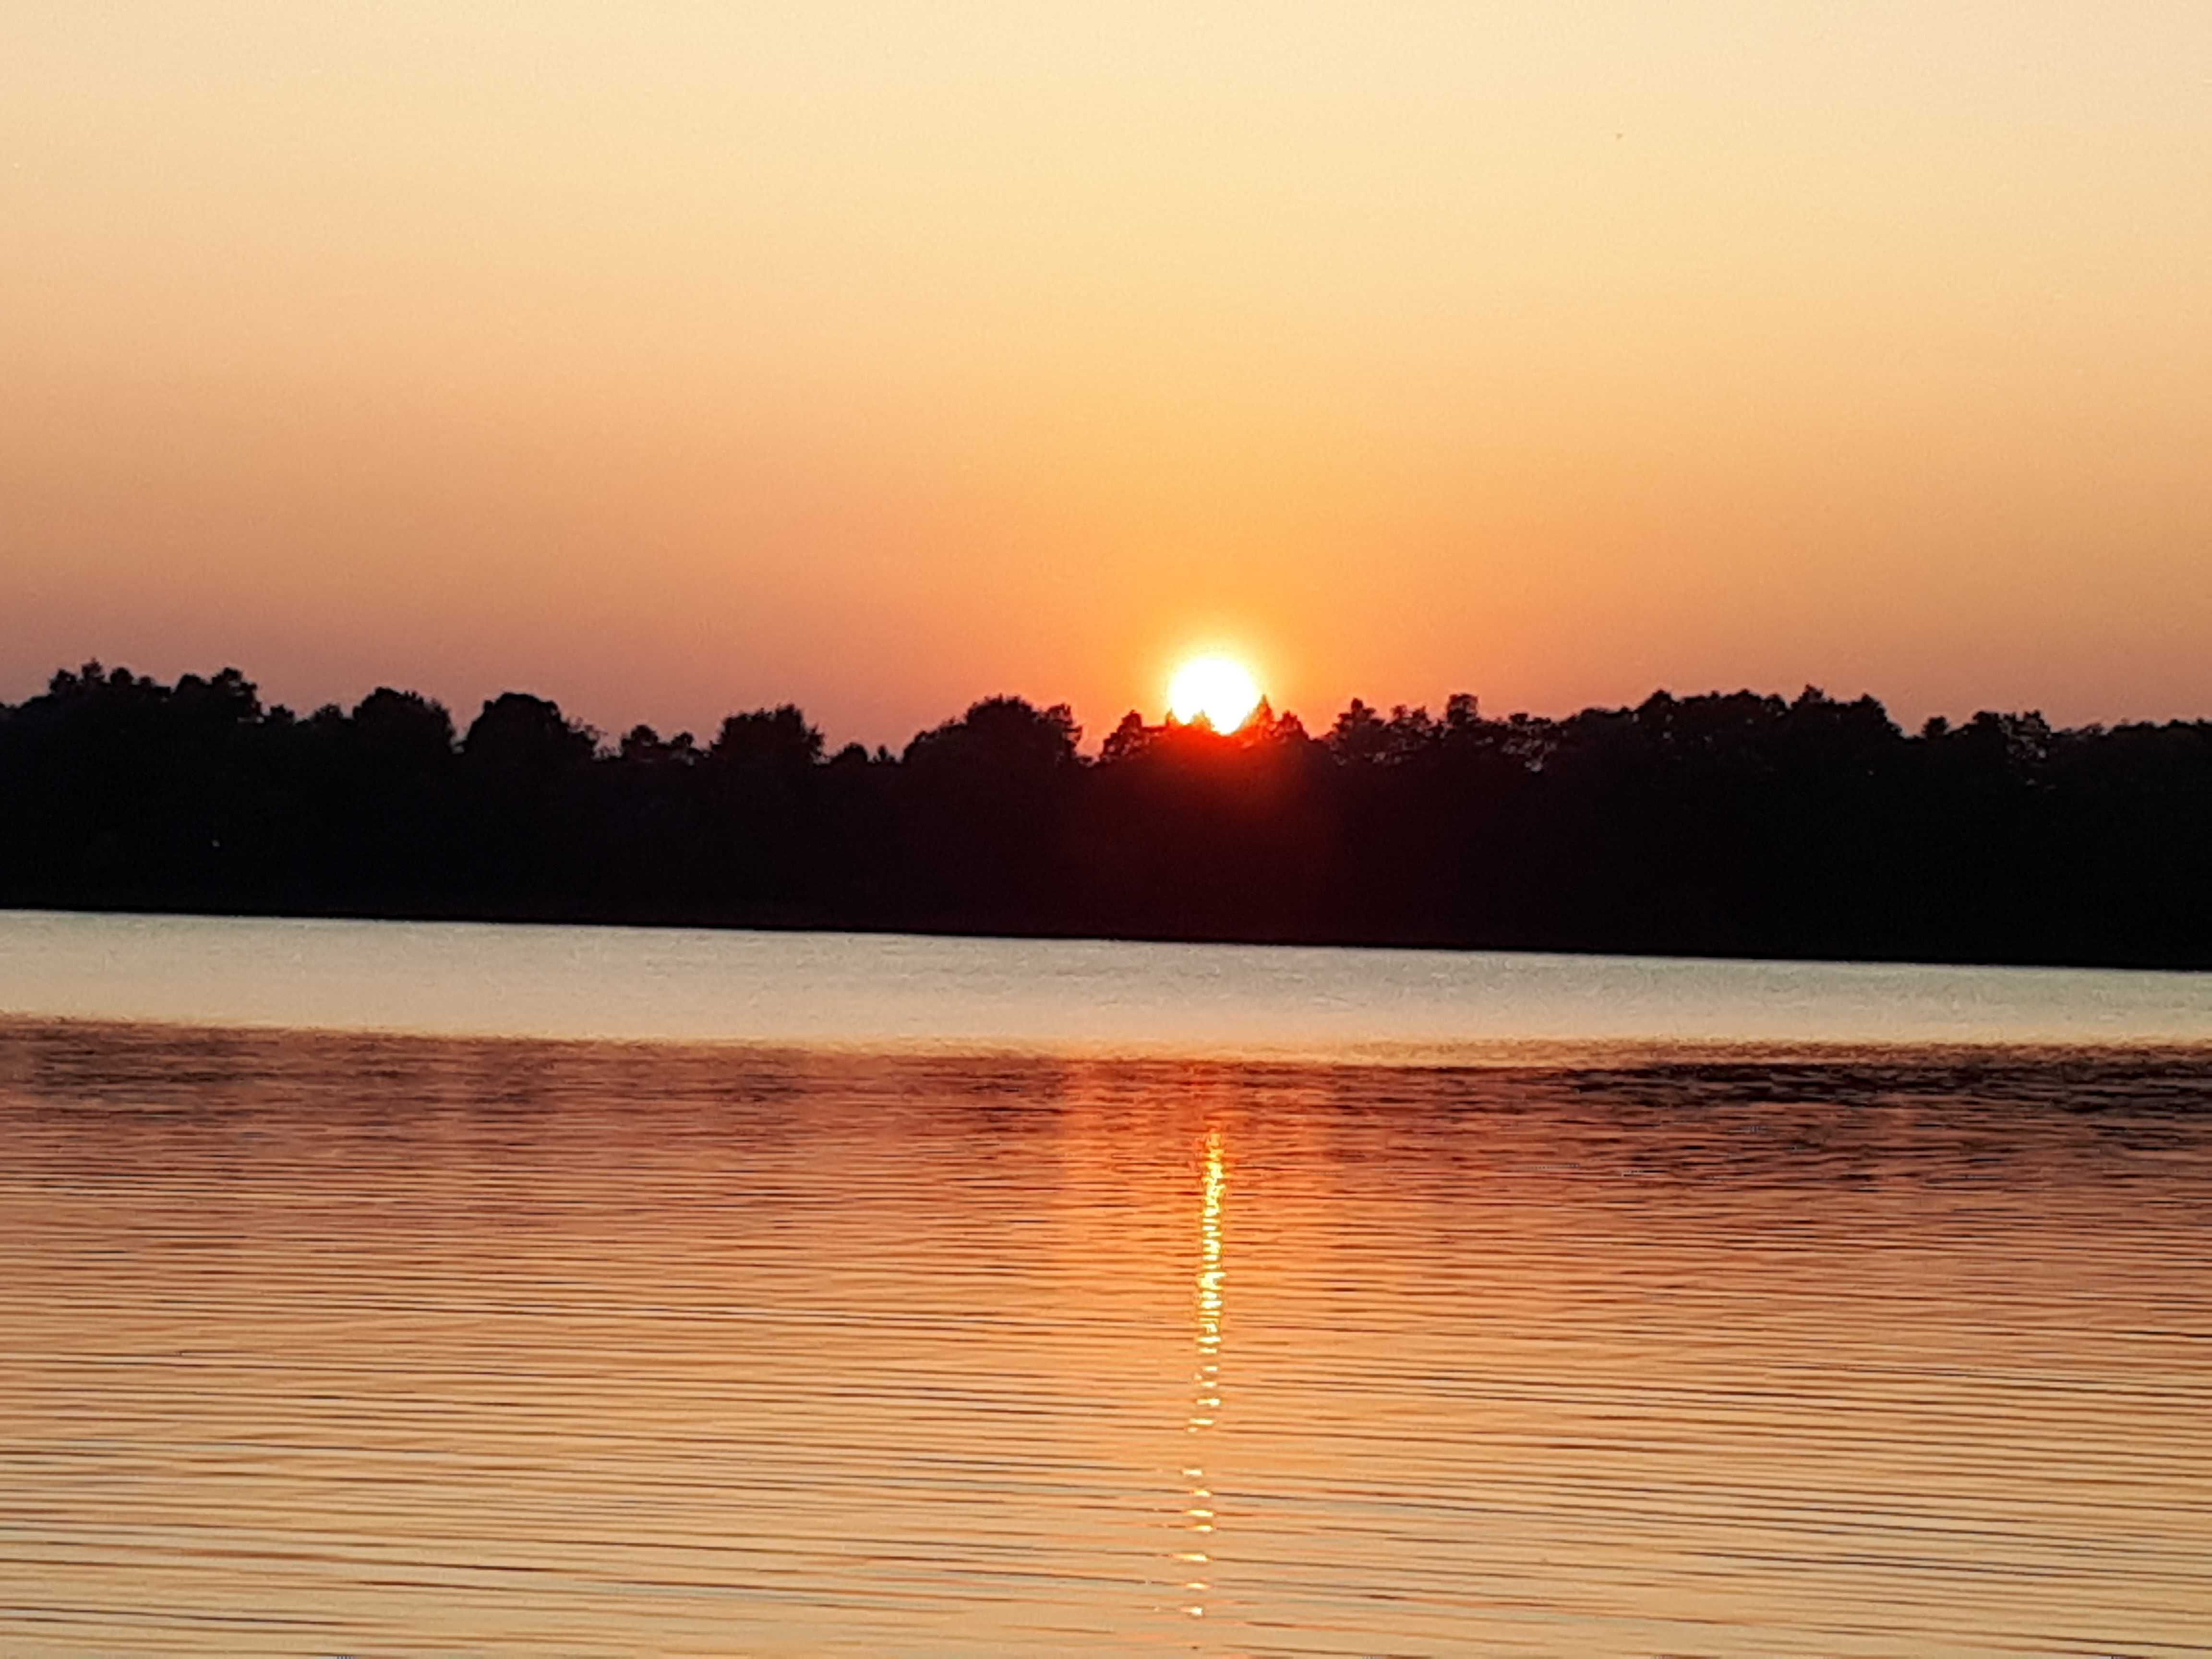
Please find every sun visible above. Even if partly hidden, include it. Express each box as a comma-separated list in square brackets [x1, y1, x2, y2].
[1167, 656, 1263, 733]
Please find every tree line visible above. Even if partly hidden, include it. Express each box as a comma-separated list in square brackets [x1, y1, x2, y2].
[3, 661, 2210, 968]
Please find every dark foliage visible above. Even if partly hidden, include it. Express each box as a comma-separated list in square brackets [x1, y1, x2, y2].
[4, 663, 2210, 967]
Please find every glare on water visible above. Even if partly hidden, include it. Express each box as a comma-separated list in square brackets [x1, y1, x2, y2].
[1181, 1125, 1226, 1621]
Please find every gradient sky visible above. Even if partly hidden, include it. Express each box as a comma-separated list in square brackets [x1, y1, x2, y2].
[5, 3, 2208, 745]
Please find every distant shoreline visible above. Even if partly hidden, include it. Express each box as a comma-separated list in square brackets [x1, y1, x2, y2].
[6, 663, 2211, 973]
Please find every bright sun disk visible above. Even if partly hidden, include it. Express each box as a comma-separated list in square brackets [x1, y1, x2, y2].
[1168, 657, 1263, 733]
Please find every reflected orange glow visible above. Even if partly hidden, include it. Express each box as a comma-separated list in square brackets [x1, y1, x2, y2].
[5, 1026, 2211, 1650]
[1179, 1124, 1227, 1620]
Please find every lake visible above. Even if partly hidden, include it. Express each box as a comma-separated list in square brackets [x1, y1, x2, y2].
[7, 908, 2212, 1057]
[1, 912, 2209, 1654]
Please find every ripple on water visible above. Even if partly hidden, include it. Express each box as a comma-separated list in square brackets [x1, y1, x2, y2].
[0, 1022, 2209, 1656]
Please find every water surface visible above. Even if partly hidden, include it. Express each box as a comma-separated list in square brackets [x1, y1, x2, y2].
[4, 909, 2210, 1055]
[2, 1019, 2208, 1655]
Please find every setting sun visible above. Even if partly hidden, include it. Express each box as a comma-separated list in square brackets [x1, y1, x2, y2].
[1168, 657, 1263, 733]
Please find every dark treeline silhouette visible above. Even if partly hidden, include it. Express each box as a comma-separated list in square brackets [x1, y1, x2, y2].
[5, 661, 2211, 968]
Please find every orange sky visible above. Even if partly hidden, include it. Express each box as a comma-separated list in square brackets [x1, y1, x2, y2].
[4, 4, 2208, 745]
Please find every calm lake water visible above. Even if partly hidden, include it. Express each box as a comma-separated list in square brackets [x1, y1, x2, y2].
[6, 908, 2212, 1056]
[2, 913, 2210, 1655]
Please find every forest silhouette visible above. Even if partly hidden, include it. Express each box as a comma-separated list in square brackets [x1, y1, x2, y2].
[4, 661, 2210, 969]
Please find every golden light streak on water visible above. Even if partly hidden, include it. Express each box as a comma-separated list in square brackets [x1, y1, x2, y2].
[1178, 1125, 1228, 1621]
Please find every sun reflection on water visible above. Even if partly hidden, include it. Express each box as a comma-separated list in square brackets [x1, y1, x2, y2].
[1176, 1125, 1227, 1621]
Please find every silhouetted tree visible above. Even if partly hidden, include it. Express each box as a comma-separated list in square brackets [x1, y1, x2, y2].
[453, 693, 599, 910]
[4, 659, 2210, 966]
[900, 697, 1081, 925]
[698, 706, 827, 914]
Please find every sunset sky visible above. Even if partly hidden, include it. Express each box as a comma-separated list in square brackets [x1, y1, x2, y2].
[5, 3, 2208, 745]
